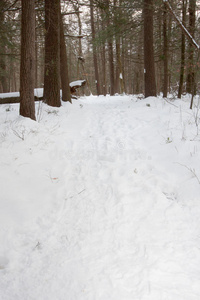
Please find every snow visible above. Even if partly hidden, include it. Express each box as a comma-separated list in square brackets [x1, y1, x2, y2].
[0, 93, 200, 300]
[69, 80, 85, 88]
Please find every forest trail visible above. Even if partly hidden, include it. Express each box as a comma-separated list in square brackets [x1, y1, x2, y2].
[0, 95, 200, 300]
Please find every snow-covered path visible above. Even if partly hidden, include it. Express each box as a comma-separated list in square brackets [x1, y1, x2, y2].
[0, 95, 200, 300]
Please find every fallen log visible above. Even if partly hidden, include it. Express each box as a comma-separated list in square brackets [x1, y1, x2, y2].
[0, 96, 43, 105]
[0, 80, 86, 104]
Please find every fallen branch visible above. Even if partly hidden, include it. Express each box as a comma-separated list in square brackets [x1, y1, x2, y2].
[176, 162, 200, 184]
[0, 96, 43, 105]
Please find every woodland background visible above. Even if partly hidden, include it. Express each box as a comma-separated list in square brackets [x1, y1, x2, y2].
[0, 0, 200, 102]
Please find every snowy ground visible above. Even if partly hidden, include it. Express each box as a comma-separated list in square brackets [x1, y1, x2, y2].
[0, 93, 200, 300]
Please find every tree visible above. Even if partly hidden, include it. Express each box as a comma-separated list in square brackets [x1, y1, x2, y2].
[108, 39, 115, 96]
[178, 0, 187, 98]
[90, 0, 101, 95]
[0, 0, 8, 93]
[2, 0, 200, 103]
[163, 0, 199, 108]
[19, 0, 36, 120]
[106, 1, 115, 96]
[72, 1, 83, 78]
[163, 2, 168, 97]
[114, 0, 124, 94]
[43, 0, 61, 107]
[186, 0, 196, 94]
[0, 0, 20, 93]
[143, 0, 157, 97]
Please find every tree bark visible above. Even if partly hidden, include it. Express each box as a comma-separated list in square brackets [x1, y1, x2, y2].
[108, 40, 115, 96]
[106, 1, 115, 96]
[143, 0, 157, 97]
[186, 0, 196, 94]
[114, 0, 120, 94]
[73, 2, 83, 78]
[0, 1, 9, 93]
[43, 0, 61, 107]
[178, 0, 187, 98]
[101, 43, 107, 96]
[163, 3, 168, 98]
[19, 0, 36, 120]
[90, 0, 101, 95]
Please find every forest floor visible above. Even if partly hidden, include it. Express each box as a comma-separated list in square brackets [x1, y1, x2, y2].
[0, 93, 200, 300]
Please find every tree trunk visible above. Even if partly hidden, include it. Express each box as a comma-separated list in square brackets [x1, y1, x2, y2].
[0, 1, 8, 93]
[116, 40, 124, 94]
[19, 0, 36, 120]
[143, 0, 157, 97]
[90, 0, 101, 95]
[101, 43, 107, 96]
[186, 0, 196, 94]
[178, 0, 187, 98]
[60, 12, 71, 103]
[115, 39, 120, 94]
[114, 0, 120, 94]
[121, 37, 126, 93]
[0, 49, 8, 93]
[163, 3, 168, 97]
[108, 40, 115, 96]
[44, 0, 61, 107]
[73, 3, 83, 79]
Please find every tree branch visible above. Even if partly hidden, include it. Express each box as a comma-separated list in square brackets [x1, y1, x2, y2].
[3, 0, 19, 12]
[62, 11, 82, 16]
[163, 0, 199, 50]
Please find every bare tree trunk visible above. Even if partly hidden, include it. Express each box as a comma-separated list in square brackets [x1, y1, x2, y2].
[73, 3, 83, 78]
[90, 0, 101, 95]
[0, 50, 8, 93]
[115, 39, 120, 94]
[19, 0, 36, 120]
[178, 0, 187, 98]
[117, 40, 124, 94]
[0, 1, 8, 93]
[186, 0, 196, 94]
[101, 43, 107, 96]
[163, 2, 168, 97]
[114, 0, 119, 94]
[154, 6, 162, 95]
[60, 12, 71, 103]
[121, 37, 127, 93]
[44, 0, 61, 107]
[108, 40, 115, 96]
[35, 28, 39, 89]
[143, 0, 157, 97]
